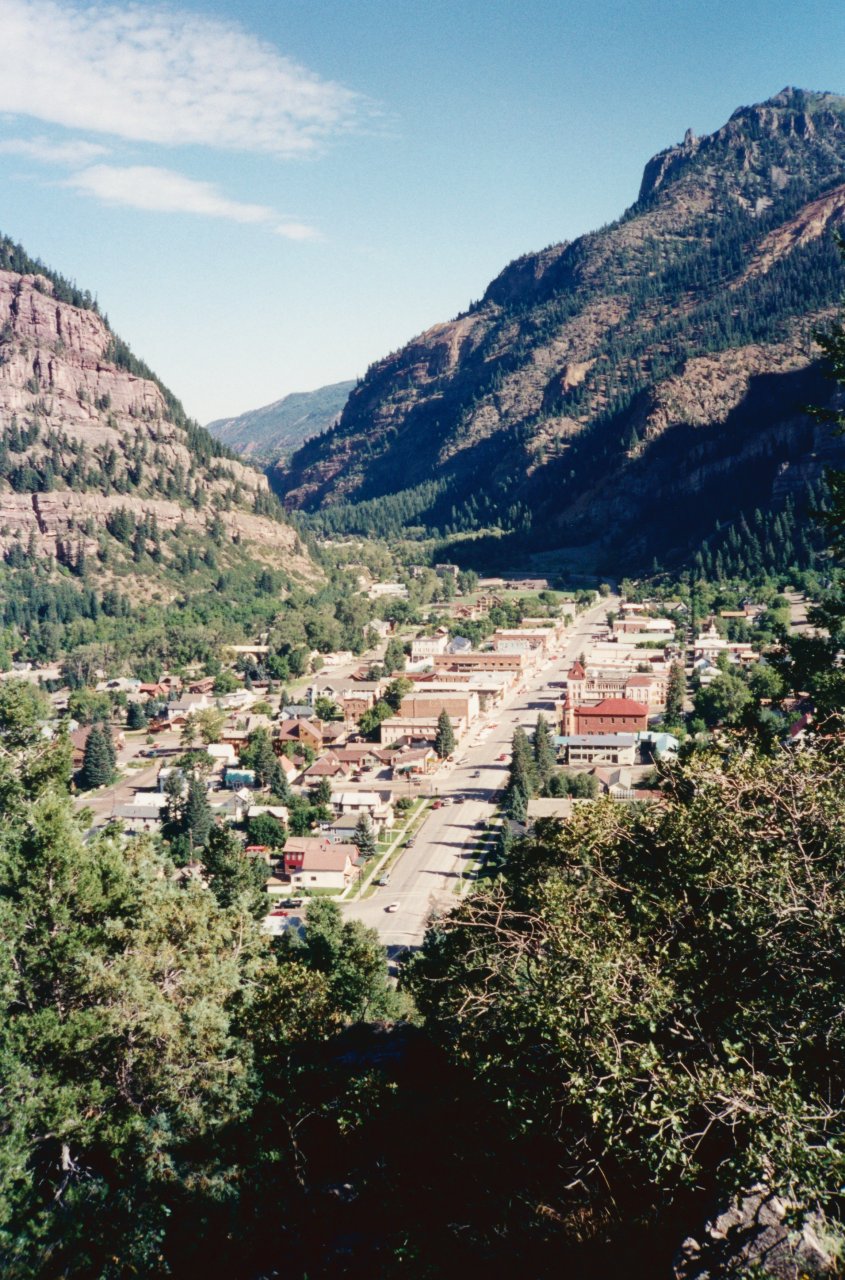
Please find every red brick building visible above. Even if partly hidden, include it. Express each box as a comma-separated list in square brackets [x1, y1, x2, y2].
[562, 697, 649, 736]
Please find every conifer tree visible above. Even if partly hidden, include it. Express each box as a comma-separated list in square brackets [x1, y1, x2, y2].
[353, 812, 378, 861]
[664, 661, 687, 725]
[435, 709, 455, 759]
[180, 773, 213, 852]
[79, 723, 112, 789]
[532, 713, 556, 785]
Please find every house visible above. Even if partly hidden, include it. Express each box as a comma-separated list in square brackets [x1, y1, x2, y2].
[390, 746, 438, 776]
[114, 791, 170, 831]
[300, 754, 351, 785]
[188, 676, 216, 694]
[166, 693, 212, 724]
[273, 718, 324, 753]
[410, 629, 450, 661]
[283, 837, 359, 890]
[248, 804, 290, 825]
[70, 723, 125, 769]
[331, 745, 389, 771]
[320, 721, 348, 748]
[282, 704, 317, 720]
[561, 697, 650, 736]
[555, 734, 639, 766]
[334, 790, 395, 830]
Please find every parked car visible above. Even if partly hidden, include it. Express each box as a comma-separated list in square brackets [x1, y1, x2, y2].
[431, 800, 443, 809]
[376, 874, 390, 887]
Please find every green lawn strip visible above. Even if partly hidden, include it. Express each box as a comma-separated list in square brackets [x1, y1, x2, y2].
[454, 815, 504, 893]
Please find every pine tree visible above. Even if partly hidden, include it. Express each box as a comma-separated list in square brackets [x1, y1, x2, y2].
[353, 812, 378, 861]
[126, 700, 148, 730]
[79, 723, 112, 789]
[435, 709, 455, 759]
[664, 661, 686, 725]
[180, 773, 213, 852]
[532, 713, 556, 785]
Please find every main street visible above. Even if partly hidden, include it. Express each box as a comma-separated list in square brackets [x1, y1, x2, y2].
[342, 596, 614, 948]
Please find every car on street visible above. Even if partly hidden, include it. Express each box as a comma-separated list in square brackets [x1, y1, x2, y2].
[385, 901, 400, 913]
[431, 800, 443, 809]
[497, 753, 509, 762]
[472, 769, 481, 778]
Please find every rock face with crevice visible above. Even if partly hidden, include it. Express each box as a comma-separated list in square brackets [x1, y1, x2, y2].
[675, 1187, 839, 1279]
[276, 88, 845, 571]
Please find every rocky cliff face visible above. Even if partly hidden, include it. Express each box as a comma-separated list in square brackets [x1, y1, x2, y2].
[0, 268, 311, 575]
[275, 88, 845, 571]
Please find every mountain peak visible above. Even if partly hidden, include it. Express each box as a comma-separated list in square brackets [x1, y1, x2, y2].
[639, 86, 845, 203]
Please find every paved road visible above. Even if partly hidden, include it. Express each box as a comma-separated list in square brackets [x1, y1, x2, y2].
[342, 596, 613, 948]
[77, 729, 182, 826]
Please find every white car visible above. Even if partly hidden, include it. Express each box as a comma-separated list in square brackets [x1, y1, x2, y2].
[385, 901, 401, 913]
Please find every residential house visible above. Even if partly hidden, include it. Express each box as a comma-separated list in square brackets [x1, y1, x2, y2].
[334, 790, 395, 830]
[273, 718, 324, 754]
[283, 837, 359, 890]
[300, 754, 351, 786]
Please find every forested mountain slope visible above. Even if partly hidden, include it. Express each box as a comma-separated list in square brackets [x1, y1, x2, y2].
[207, 379, 355, 463]
[0, 239, 312, 579]
[276, 88, 845, 572]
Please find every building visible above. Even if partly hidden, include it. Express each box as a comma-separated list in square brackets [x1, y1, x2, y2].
[283, 837, 359, 890]
[380, 715, 467, 746]
[555, 734, 638, 766]
[399, 690, 480, 725]
[334, 790, 395, 830]
[273, 718, 324, 753]
[410, 629, 450, 661]
[434, 651, 527, 675]
[561, 698, 650, 736]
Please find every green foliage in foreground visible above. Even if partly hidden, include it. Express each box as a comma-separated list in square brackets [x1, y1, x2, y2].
[406, 741, 845, 1251]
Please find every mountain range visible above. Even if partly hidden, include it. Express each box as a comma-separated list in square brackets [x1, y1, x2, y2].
[274, 88, 845, 574]
[206, 379, 354, 463]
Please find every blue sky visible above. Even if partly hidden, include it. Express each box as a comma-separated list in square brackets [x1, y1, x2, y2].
[1, 0, 844, 423]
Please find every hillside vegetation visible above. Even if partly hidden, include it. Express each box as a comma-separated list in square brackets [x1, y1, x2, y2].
[207, 380, 355, 463]
[276, 88, 845, 574]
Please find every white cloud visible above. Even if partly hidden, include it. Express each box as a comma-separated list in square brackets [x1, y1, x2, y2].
[0, 136, 110, 166]
[65, 163, 320, 239]
[0, 1, 370, 156]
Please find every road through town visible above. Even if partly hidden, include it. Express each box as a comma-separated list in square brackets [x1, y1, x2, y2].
[342, 596, 614, 949]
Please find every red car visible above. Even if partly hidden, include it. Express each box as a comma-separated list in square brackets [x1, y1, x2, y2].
[497, 753, 509, 762]
[432, 800, 443, 809]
